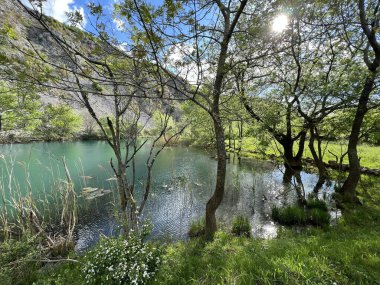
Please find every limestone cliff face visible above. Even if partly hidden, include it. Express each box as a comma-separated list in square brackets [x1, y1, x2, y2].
[0, 0, 182, 130]
[0, 0, 122, 118]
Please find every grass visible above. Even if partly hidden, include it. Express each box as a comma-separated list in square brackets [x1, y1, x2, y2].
[6, 177, 380, 284]
[189, 218, 205, 238]
[272, 205, 308, 226]
[306, 198, 329, 211]
[272, 199, 330, 227]
[227, 137, 380, 169]
[231, 215, 251, 237]
[2, 156, 379, 285]
[154, 177, 380, 284]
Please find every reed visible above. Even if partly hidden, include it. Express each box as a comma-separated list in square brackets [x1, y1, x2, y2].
[0, 154, 78, 254]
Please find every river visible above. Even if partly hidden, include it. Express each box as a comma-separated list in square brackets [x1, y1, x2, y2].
[0, 141, 335, 251]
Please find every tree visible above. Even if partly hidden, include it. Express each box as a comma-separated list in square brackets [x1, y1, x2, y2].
[35, 103, 81, 140]
[115, 0, 281, 239]
[236, 1, 360, 190]
[11, 0, 185, 232]
[0, 84, 17, 131]
[0, 83, 41, 132]
[340, 0, 380, 201]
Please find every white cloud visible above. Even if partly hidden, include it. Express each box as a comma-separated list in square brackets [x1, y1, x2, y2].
[166, 43, 211, 85]
[72, 6, 88, 29]
[113, 18, 125, 31]
[21, 0, 87, 28]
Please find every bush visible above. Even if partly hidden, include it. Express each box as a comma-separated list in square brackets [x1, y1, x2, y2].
[188, 218, 205, 238]
[272, 205, 307, 226]
[0, 235, 42, 285]
[308, 208, 330, 227]
[231, 215, 251, 237]
[82, 232, 161, 285]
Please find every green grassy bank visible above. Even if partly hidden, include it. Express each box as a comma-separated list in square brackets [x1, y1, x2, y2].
[227, 137, 380, 169]
[3, 176, 379, 284]
[154, 177, 380, 284]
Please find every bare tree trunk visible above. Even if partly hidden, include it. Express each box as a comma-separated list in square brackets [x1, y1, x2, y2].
[228, 123, 232, 149]
[203, 0, 248, 239]
[280, 131, 306, 183]
[341, 74, 375, 201]
[283, 166, 295, 184]
[281, 133, 305, 170]
[205, 118, 227, 239]
[309, 126, 329, 191]
[294, 171, 306, 206]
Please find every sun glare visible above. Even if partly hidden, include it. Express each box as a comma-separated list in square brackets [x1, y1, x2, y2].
[272, 14, 289, 33]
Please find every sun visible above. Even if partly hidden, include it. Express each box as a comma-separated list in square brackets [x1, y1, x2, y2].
[272, 14, 289, 33]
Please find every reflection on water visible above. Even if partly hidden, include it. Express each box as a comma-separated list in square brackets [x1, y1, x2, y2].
[0, 141, 336, 251]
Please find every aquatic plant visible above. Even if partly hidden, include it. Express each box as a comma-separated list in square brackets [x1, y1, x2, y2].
[272, 205, 307, 226]
[0, 154, 78, 254]
[188, 218, 205, 238]
[308, 208, 330, 227]
[272, 199, 330, 227]
[231, 215, 251, 237]
[306, 198, 328, 211]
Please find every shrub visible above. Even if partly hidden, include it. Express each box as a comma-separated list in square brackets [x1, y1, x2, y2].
[188, 218, 205, 238]
[231, 215, 251, 237]
[272, 205, 307, 226]
[82, 232, 161, 285]
[308, 208, 330, 227]
[0, 235, 42, 285]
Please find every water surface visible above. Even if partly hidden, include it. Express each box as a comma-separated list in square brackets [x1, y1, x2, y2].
[0, 141, 335, 251]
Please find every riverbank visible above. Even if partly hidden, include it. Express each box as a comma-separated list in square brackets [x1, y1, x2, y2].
[4, 175, 379, 284]
[0, 130, 107, 144]
[229, 137, 380, 169]
[224, 137, 380, 176]
[0, 141, 378, 284]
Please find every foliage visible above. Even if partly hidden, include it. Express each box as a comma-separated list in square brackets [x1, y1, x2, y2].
[35, 104, 82, 140]
[82, 232, 161, 285]
[188, 218, 205, 238]
[322, 108, 380, 144]
[32, 259, 83, 285]
[180, 101, 215, 146]
[231, 215, 251, 237]
[0, 234, 42, 285]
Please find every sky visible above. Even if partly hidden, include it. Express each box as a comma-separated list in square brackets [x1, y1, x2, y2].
[20, 0, 120, 32]
[21, 0, 163, 31]
[19, 0, 288, 83]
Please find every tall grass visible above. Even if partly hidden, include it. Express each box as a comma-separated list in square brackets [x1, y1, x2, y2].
[0, 154, 81, 253]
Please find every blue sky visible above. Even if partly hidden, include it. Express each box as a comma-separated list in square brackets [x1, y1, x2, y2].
[21, 0, 163, 30]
